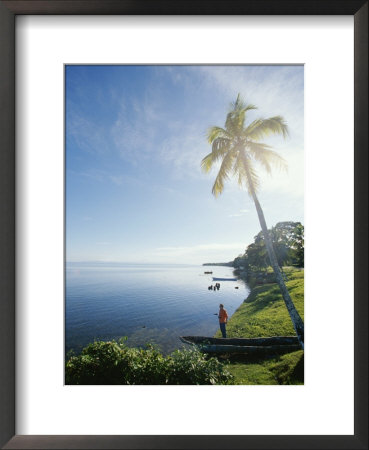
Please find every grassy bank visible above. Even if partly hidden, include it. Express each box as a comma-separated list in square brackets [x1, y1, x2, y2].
[216, 267, 304, 385]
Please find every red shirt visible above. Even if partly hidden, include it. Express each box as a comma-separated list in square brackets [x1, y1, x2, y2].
[218, 308, 228, 323]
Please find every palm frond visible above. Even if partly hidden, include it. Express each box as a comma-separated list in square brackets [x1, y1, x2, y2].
[204, 96, 289, 198]
[225, 111, 240, 136]
[225, 94, 257, 136]
[230, 94, 257, 114]
[246, 163, 260, 195]
[245, 116, 289, 141]
[201, 152, 216, 173]
[201, 137, 232, 173]
[229, 93, 242, 111]
[212, 137, 232, 154]
[247, 142, 288, 174]
[233, 153, 260, 196]
[207, 126, 230, 143]
[233, 154, 248, 190]
[211, 151, 236, 197]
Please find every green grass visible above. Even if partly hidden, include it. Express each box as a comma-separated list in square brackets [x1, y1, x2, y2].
[216, 268, 304, 339]
[226, 360, 279, 385]
[216, 267, 304, 384]
[225, 350, 304, 385]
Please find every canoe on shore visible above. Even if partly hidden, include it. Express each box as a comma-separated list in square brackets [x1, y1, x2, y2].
[179, 335, 301, 354]
[212, 277, 237, 281]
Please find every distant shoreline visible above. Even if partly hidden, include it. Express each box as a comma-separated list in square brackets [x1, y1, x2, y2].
[202, 262, 234, 267]
[67, 261, 199, 267]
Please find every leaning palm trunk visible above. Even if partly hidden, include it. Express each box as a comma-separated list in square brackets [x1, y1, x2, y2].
[203, 95, 304, 349]
[243, 160, 304, 349]
[252, 191, 304, 349]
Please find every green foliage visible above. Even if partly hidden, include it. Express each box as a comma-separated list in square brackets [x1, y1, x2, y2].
[166, 349, 232, 385]
[245, 240, 268, 269]
[65, 341, 233, 385]
[289, 223, 304, 267]
[271, 221, 304, 267]
[233, 255, 249, 269]
[235, 222, 304, 270]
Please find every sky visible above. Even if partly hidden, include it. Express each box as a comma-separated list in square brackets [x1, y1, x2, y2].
[66, 65, 304, 264]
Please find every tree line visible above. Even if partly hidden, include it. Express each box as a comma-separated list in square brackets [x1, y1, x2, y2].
[233, 221, 304, 271]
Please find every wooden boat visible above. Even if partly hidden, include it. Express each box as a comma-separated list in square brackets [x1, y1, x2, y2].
[212, 277, 237, 281]
[179, 335, 301, 354]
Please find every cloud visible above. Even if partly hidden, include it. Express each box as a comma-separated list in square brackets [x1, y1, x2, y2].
[109, 175, 124, 186]
[199, 65, 303, 124]
[68, 168, 146, 190]
[161, 65, 304, 199]
[67, 106, 111, 156]
[228, 209, 250, 217]
[68, 168, 106, 183]
[110, 89, 166, 165]
[257, 145, 304, 198]
[111, 115, 155, 164]
[110, 81, 209, 180]
[158, 128, 207, 180]
[153, 242, 246, 264]
[198, 65, 304, 194]
[156, 243, 245, 252]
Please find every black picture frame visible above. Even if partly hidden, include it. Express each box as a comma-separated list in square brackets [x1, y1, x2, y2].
[0, 1, 367, 449]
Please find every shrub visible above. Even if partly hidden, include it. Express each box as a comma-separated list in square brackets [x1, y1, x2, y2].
[65, 340, 233, 385]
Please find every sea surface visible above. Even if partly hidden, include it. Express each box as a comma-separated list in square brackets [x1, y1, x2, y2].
[66, 263, 250, 354]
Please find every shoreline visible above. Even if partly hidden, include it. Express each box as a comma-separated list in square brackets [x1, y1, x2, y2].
[214, 266, 304, 340]
[212, 266, 249, 338]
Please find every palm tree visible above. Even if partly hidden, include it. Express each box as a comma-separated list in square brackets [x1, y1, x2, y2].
[201, 94, 304, 349]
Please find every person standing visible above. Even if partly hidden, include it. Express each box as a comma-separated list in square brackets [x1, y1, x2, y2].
[218, 303, 228, 338]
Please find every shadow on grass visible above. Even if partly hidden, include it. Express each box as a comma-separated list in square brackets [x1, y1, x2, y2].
[219, 350, 304, 385]
[243, 284, 282, 313]
[272, 351, 304, 384]
[288, 352, 304, 383]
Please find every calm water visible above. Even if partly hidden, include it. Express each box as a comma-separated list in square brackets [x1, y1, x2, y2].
[66, 263, 250, 354]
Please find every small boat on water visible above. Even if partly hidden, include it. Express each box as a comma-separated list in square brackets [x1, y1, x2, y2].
[204, 271, 213, 274]
[212, 277, 237, 281]
[180, 335, 300, 354]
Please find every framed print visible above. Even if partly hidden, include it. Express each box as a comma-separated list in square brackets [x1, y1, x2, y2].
[0, 1, 367, 449]
[63, 63, 305, 383]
